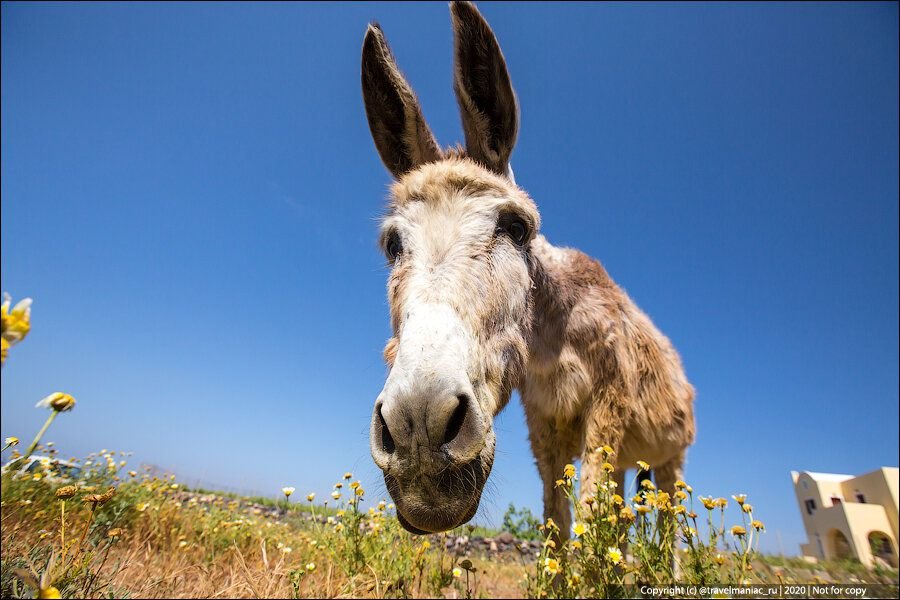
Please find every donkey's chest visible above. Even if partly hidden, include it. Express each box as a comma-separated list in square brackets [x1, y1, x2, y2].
[521, 345, 593, 423]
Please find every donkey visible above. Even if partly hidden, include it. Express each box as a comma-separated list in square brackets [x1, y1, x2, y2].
[363, 1, 695, 537]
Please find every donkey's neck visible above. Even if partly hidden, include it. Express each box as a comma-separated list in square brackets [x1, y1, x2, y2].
[526, 234, 618, 359]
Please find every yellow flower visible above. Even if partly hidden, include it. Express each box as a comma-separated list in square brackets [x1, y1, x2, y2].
[732, 494, 747, 505]
[572, 522, 586, 536]
[1, 294, 32, 344]
[108, 528, 123, 538]
[674, 490, 688, 501]
[618, 507, 635, 524]
[307, 492, 316, 502]
[731, 525, 747, 537]
[343, 472, 353, 480]
[331, 490, 341, 500]
[700, 496, 717, 510]
[545, 517, 558, 530]
[554, 479, 567, 488]
[612, 494, 624, 505]
[674, 480, 688, 490]
[1, 337, 8, 364]
[601, 444, 615, 456]
[635, 504, 651, 515]
[136, 502, 148, 512]
[715, 497, 728, 509]
[38, 588, 61, 599]
[355, 487, 364, 496]
[742, 503, 753, 514]
[636, 460, 650, 472]
[282, 487, 295, 498]
[563, 464, 576, 479]
[350, 481, 360, 490]
[607, 547, 623, 564]
[751, 519, 765, 531]
[640, 479, 656, 491]
[714, 553, 726, 566]
[452, 567, 463, 578]
[35, 392, 76, 412]
[543, 558, 560, 575]
[305, 562, 316, 572]
[672, 505, 686, 515]
[601, 462, 614, 473]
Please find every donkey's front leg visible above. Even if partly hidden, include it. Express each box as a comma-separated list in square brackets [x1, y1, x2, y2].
[579, 396, 628, 506]
[527, 415, 577, 540]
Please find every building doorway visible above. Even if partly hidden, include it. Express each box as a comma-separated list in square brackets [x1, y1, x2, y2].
[868, 532, 897, 568]
[828, 529, 854, 561]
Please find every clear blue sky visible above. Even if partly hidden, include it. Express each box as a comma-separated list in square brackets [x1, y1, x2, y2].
[2, 2, 897, 554]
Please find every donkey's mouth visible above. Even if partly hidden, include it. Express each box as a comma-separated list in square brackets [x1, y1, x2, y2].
[383, 456, 489, 534]
[392, 488, 481, 534]
[395, 510, 430, 535]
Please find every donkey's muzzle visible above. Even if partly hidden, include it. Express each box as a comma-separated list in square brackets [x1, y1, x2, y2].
[370, 392, 484, 472]
[370, 388, 493, 534]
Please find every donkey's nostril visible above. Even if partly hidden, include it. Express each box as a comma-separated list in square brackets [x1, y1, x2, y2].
[443, 394, 470, 446]
[378, 405, 396, 454]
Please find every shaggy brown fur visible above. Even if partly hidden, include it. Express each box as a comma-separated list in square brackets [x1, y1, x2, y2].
[363, 1, 695, 536]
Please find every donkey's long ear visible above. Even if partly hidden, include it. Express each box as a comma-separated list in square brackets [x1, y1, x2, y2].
[362, 23, 443, 179]
[451, 1, 519, 177]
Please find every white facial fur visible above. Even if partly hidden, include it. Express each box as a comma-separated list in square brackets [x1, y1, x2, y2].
[369, 159, 540, 533]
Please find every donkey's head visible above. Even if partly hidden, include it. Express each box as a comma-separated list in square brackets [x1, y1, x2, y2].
[363, 2, 539, 533]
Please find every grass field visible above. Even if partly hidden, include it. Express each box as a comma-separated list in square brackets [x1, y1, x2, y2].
[3, 296, 898, 598]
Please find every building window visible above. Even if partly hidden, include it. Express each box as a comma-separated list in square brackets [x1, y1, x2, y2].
[805, 499, 817, 515]
[831, 496, 842, 506]
[856, 493, 866, 504]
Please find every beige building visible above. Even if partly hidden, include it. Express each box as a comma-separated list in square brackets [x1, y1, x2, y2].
[791, 467, 898, 568]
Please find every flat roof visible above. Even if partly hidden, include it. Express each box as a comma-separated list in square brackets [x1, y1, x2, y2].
[804, 471, 853, 482]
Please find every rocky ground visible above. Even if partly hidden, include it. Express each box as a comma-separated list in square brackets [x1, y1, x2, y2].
[179, 489, 543, 561]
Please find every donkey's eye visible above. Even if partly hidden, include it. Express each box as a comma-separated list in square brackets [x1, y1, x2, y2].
[497, 213, 529, 246]
[385, 232, 403, 261]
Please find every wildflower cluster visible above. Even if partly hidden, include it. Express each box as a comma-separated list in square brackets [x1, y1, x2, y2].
[527, 447, 770, 598]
